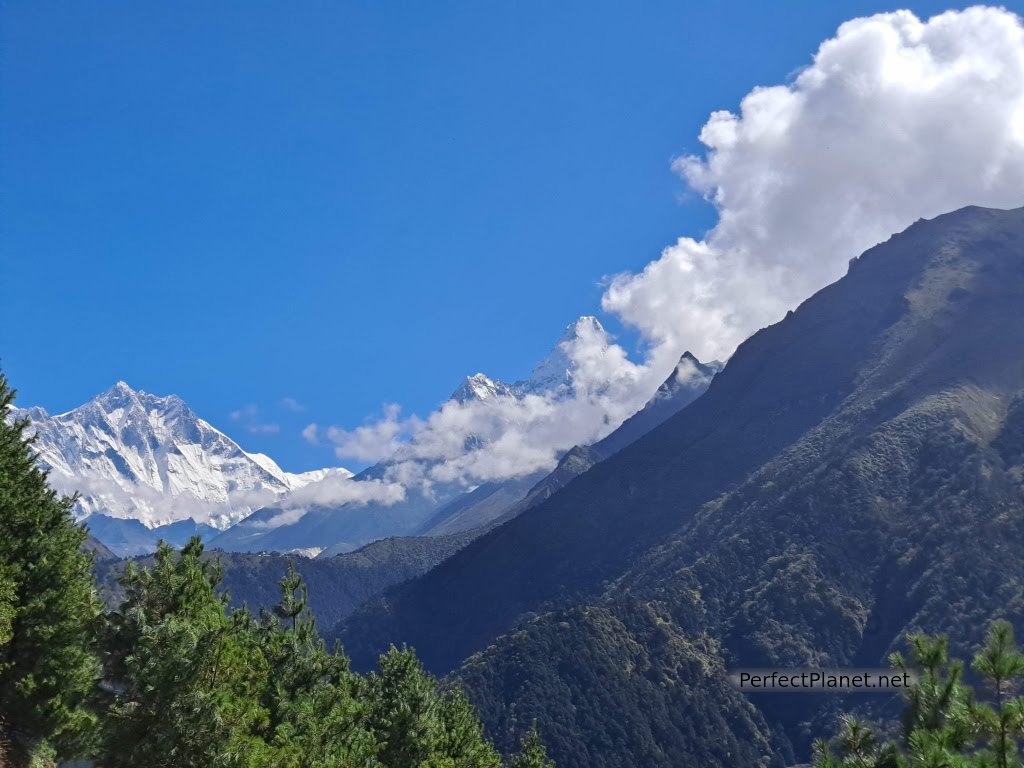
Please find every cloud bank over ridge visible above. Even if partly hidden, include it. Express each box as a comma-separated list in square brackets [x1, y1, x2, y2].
[605, 6, 1024, 361]
[306, 6, 1024, 499]
[316, 317, 655, 489]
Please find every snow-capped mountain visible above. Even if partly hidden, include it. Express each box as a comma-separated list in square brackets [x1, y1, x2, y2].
[449, 316, 614, 403]
[449, 374, 516, 404]
[521, 315, 607, 395]
[11, 382, 350, 530]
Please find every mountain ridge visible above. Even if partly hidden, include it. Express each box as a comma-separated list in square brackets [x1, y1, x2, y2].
[11, 382, 350, 533]
[455, 206, 1024, 764]
[335, 205, 1024, 767]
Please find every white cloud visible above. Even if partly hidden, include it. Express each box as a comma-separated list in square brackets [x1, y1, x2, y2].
[246, 423, 280, 435]
[50, 471, 282, 530]
[325, 404, 419, 464]
[243, 507, 310, 532]
[322, 320, 664, 488]
[673, 355, 711, 386]
[281, 397, 306, 412]
[229, 406, 253, 422]
[301, 423, 320, 445]
[278, 473, 405, 512]
[604, 6, 1024, 362]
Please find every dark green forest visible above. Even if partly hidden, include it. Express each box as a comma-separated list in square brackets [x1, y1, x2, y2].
[0, 373, 552, 767]
[93, 531, 474, 633]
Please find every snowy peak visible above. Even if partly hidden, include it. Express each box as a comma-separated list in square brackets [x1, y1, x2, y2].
[525, 316, 609, 394]
[528, 317, 606, 393]
[80, 382, 198, 448]
[446, 316, 613, 405]
[94, 380, 182, 415]
[13, 382, 350, 530]
[285, 466, 355, 486]
[446, 316, 617, 406]
[449, 374, 516, 404]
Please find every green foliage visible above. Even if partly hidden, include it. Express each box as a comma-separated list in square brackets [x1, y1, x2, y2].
[456, 597, 780, 768]
[972, 622, 1024, 768]
[814, 620, 1024, 767]
[99, 537, 537, 767]
[509, 727, 556, 768]
[100, 539, 269, 766]
[362, 646, 501, 767]
[93, 532, 473, 633]
[0, 373, 102, 762]
[0, 565, 15, 648]
[253, 561, 375, 766]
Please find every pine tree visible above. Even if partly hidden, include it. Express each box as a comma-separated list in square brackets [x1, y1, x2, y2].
[0, 563, 14, 766]
[361, 646, 505, 767]
[100, 539, 267, 767]
[431, 688, 501, 767]
[0, 565, 15, 648]
[0, 372, 102, 763]
[99, 544, 519, 767]
[256, 563, 376, 766]
[272, 560, 307, 631]
[891, 632, 976, 751]
[363, 646, 442, 767]
[810, 715, 899, 768]
[814, 620, 1024, 768]
[972, 621, 1024, 768]
[509, 726, 556, 768]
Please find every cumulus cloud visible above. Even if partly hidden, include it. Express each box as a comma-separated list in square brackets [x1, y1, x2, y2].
[235, 472, 407, 532]
[281, 397, 306, 412]
[314, 6, 1024, 498]
[604, 6, 1024, 361]
[325, 404, 420, 464]
[322, 319, 662, 488]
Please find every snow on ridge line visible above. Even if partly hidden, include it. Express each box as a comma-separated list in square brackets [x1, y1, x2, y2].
[11, 381, 351, 530]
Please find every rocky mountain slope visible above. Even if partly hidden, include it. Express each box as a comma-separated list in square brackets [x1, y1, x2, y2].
[336, 205, 1024, 767]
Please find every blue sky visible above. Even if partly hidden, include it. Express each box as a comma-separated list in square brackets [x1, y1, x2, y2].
[0, 0, 971, 470]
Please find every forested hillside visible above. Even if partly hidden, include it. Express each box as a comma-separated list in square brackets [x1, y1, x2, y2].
[94, 531, 474, 631]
